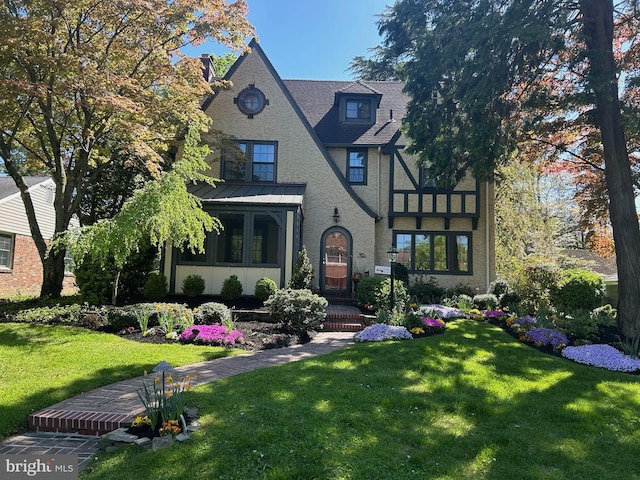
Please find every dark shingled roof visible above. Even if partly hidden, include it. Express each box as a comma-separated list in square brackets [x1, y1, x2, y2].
[0, 176, 51, 200]
[282, 80, 407, 147]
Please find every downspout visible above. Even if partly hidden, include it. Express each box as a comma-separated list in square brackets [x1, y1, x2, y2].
[485, 181, 491, 291]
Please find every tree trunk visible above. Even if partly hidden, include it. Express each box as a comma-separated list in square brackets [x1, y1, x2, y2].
[581, 0, 640, 338]
[40, 249, 66, 298]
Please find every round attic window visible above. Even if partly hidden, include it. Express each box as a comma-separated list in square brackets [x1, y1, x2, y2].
[235, 85, 268, 117]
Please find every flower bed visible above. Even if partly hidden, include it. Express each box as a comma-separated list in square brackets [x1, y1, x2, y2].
[354, 324, 413, 342]
[562, 344, 640, 373]
[180, 325, 244, 346]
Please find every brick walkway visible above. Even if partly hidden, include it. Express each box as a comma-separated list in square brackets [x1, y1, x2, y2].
[0, 330, 355, 471]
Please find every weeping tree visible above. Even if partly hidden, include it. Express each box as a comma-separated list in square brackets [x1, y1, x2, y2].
[63, 124, 220, 304]
[0, 0, 253, 297]
[366, 0, 640, 339]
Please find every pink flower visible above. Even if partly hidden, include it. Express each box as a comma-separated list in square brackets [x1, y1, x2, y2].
[421, 317, 445, 328]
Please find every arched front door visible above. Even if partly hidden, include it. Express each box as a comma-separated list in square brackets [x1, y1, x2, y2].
[321, 227, 352, 296]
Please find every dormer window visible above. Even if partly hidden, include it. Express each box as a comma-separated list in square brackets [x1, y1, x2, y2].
[340, 96, 376, 123]
[346, 99, 372, 121]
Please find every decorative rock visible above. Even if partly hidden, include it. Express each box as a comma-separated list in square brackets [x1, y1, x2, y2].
[134, 437, 151, 448]
[175, 432, 190, 442]
[186, 424, 200, 432]
[101, 428, 138, 443]
[151, 435, 172, 450]
[184, 407, 200, 420]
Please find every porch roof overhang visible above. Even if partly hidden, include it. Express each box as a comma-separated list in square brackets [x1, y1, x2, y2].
[188, 182, 306, 207]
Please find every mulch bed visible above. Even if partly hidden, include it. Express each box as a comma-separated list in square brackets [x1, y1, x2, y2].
[119, 321, 315, 351]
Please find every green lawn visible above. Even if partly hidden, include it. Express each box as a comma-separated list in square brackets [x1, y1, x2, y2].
[80, 320, 640, 480]
[0, 322, 240, 439]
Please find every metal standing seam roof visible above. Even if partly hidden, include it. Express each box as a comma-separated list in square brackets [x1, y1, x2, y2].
[188, 182, 306, 206]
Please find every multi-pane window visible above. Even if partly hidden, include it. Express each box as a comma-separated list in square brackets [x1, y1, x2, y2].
[252, 214, 279, 264]
[222, 141, 276, 182]
[394, 232, 471, 274]
[177, 211, 281, 266]
[216, 213, 244, 263]
[345, 99, 372, 121]
[348, 149, 367, 184]
[0, 234, 13, 269]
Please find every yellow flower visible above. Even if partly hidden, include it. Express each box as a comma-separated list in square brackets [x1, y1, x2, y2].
[166, 375, 173, 384]
[166, 391, 173, 398]
[154, 377, 160, 384]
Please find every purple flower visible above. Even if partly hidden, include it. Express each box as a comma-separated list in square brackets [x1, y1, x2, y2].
[482, 310, 507, 319]
[562, 344, 640, 372]
[524, 327, 568, 348]
[422, 317, 446, 328]
[180, 325, 243, 345]
[354, 324, 413, 342]
[514, 315, 537, 327]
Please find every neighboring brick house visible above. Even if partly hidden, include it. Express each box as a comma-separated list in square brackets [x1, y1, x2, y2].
[163, 39, 496, 296]
[0, 176, 77, 298]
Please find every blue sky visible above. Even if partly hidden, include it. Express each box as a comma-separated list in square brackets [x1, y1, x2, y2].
[182, 0, 392, 80]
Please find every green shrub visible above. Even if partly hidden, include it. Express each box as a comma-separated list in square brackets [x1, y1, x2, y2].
[74, 255, 115, 305]
[102, 306, 139, 332]
[409, 276, 445, 304]
[489, 279, 510, 298]
[255, 277, 278, 302]
[446, 283, 476, 298]
[220, 275, 243, 301]
[143, 273, 168, 301]
[499, 291, 521, 310]
[355, 276, 385, 308]
[182, 275, 205, 297]
[453, 294, 474, 312]
[551, 268, 606, 312]
[514, 257, 560, 314]
[375, 278, 408, 313]
[75, 242, 158, 304]
[289, 246, 314, 290]
[265, 288, 327, 333]
[394, 263, 409, 284]
[402, 311, 425, 330]
[195, 302, 232, 325]
[552, 305, 615, 345]
[13, 303, 83, 325]
[473, 294, 498, 310]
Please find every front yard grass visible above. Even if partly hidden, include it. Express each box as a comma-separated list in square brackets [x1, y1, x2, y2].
[0, 322, 241, 439]
[81, 320, 640, 480]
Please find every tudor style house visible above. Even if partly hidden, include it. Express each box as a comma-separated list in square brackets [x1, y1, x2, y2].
[163, 39, 495, 297]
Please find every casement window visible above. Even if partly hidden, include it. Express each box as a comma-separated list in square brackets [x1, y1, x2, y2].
[346, 99, 372, 121]
[0, 233, 13, 269]
[394, 232, 471, 274]
[222, 141, 277, 182]
[347, 148, 367, 184]
[177, 211, 281, 266]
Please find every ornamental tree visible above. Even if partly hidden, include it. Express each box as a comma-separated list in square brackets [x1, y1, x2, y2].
[369, 0, 640, 338]
[0, 0, 253, 297]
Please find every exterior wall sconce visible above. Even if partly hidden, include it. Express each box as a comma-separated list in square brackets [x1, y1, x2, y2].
[333, 207, 340, 223]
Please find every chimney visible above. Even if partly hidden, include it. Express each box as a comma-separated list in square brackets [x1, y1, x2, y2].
[200, 54, 215, 82]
